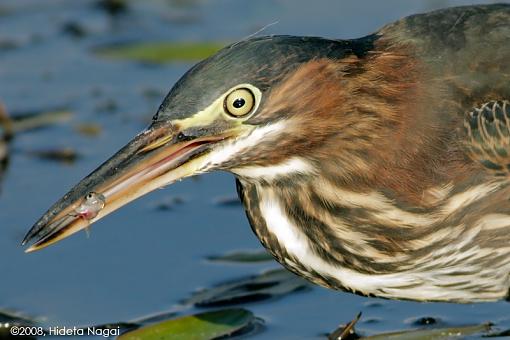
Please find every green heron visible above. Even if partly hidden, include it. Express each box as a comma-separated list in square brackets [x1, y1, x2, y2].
[23, 4, 510, 303]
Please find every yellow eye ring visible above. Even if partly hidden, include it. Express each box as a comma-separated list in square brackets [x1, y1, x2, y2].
[224, 88, 255, 117]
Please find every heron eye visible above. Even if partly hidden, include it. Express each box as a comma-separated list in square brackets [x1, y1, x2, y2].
[224, 88, 255, 117]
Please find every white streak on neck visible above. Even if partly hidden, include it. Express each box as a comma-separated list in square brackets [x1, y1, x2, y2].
[258, 191, 417, 294]
[441, 181, 501, 214]
[232, 157, 313, 180]
[204, 121, 285, 168]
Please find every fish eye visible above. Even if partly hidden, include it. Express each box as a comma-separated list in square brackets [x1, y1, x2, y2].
[86, 192, 95, 200]
[224, 88, 255, 117]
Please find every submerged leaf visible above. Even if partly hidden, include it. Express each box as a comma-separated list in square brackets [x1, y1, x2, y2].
[118, 308, 254, 340]
[184, 269, 309, 307]
[409, 317, 440, 327]
[61, 21, 87, 38]
[26, 148, 79, 164]
[94, 41, 224, 63]
[151, 196, 186, 211]
[0, 6, 9, 17]
[74, 123, 102, 136]
[10, 109, 72, 133]
[206, 250, 274, 263]
[0, 102, 13, 140]
[212, 195, 242, 207]
[485, 328, 510, 337]
[0, 102, 10, 193]
[361, 323, 491, 339]
[95, 0, 128, 16]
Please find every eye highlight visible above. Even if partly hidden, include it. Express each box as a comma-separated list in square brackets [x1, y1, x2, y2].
[224, 88, 255, 117]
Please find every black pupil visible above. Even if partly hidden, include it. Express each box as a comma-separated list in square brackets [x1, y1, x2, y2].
[233, 98, 245, 109]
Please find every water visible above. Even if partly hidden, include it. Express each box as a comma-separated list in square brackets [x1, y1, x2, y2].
[1, 0, 510, 339]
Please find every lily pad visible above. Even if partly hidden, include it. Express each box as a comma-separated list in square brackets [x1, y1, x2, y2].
[94, 41, 224, 63]
[206, 249, 274, 263]
[118, 308, 254, 340]
[184, 268, 309, 307]
[361, 323, 491, 339]
[81, 311, 180, 337]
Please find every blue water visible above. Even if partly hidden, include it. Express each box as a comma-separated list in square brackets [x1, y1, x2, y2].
[1, 0, 510, 339]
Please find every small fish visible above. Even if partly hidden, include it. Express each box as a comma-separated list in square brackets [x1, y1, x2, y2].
[74, 192, 105, 220]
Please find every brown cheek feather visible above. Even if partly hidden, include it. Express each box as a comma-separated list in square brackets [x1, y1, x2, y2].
[248, 45, 479, 208]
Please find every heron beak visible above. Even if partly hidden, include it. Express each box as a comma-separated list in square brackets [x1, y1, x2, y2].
[22, 124, 230, 252]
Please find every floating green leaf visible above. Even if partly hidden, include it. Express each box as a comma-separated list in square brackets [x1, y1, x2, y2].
[207, 249, 274, 263]
[361, 323, 491, 339]
[118, 308, 254, 340]
[94, 41, 224, 63]
[184, 269, 309, 307]
[81, 311, 180, 337]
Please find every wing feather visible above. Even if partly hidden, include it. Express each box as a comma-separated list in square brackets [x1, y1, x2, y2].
[464, 100, 510, 175]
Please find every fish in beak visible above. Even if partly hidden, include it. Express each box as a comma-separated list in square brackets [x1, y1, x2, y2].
[22, 123, 235, 252]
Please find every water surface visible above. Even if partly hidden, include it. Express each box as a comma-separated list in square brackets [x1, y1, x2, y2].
[1, 1, 509, 338]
